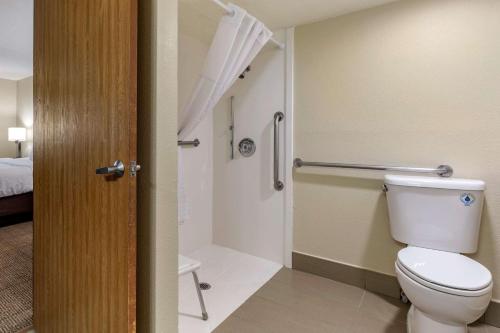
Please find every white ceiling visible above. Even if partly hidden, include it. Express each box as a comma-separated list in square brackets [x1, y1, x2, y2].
[0, 0, 399, 80]
[180, 0, 399, 43]
[0, 0, 33, 80]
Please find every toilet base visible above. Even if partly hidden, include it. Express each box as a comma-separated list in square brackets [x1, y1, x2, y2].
[407, 305, 467, 333]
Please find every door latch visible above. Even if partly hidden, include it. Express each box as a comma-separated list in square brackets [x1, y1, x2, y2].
[130, 160, 141, 176]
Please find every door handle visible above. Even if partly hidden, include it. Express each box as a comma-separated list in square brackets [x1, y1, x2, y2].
[96, 160, 125, 177]
[273, 112, 284, 191]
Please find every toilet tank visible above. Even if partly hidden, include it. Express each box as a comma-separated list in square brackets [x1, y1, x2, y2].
[384, 175, 485, 254]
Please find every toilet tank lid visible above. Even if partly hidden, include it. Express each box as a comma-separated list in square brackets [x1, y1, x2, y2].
[384, 175, 485, 191]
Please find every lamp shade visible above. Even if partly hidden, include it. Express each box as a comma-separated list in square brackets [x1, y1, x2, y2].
[8, 127, 27, 142]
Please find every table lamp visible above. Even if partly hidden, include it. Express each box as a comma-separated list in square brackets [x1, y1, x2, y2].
[8, 127, 27, 158]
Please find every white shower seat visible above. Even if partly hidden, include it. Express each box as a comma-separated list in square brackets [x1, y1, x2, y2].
[178, 255, 209, 321]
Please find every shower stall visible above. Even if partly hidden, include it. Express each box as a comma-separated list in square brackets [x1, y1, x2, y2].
[178, 2, 293, 331]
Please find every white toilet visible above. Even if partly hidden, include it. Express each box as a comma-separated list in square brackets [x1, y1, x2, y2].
[384, 175, 493, 333]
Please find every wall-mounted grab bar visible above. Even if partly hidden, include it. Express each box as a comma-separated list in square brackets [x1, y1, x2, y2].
[293, 158, 453, 177]
[178, 139, 200, 147]
[274, 112, 285, 190]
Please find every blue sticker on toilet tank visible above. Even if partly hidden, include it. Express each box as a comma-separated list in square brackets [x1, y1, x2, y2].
[460, 193, 475, 206]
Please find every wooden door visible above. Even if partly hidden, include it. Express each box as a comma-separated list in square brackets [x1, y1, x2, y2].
[33, 1, 137, 332]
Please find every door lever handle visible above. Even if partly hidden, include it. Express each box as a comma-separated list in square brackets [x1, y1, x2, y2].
[96, 160, 125, 177]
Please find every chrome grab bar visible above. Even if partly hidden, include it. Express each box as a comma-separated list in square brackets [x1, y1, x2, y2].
[178, 139, 200, 147]
[274, 112, 285, 190]
[293, 158, 453, 177]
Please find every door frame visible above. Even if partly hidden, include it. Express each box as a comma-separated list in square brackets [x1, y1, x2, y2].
[284, 27, 295, 268]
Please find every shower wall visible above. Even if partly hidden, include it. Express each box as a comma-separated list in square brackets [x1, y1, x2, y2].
[178, 24, 288, 265]
[213, 30, 287, 264]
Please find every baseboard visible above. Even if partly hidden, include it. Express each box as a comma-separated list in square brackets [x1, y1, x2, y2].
[292, 251, 500, 328]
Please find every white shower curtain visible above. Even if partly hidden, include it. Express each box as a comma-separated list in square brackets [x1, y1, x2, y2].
[178, 3, 273, 223]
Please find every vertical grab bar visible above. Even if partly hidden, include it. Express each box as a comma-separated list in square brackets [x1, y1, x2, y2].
[274, 111, 285, 191]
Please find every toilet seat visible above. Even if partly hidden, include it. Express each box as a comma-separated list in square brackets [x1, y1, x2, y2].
[397, 247, 492, 297]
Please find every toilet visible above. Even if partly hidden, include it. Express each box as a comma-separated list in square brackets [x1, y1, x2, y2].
[384, 175, 493, 333]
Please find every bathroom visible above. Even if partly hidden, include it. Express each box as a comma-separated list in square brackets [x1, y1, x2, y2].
[175, 0, 500, 332]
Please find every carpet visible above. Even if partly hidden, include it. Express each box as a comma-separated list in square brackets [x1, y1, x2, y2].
[0, 222, 32, 333]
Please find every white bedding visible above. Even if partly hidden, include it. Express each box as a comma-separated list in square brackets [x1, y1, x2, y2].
[0, 158, 33, 198]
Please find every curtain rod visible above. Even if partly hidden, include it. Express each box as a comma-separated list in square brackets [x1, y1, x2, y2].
[211, 0, 285, 49]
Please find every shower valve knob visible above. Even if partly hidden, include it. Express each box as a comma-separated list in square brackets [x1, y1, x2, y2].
[238, 138, 256, 157]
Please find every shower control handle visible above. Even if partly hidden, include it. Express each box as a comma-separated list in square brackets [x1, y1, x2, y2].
[274, 112, 285, 191]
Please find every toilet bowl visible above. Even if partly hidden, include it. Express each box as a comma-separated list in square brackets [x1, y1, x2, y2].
[395, 246, 492, 333]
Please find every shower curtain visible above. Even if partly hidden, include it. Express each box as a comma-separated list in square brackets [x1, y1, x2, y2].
[178, 3, 273, 223]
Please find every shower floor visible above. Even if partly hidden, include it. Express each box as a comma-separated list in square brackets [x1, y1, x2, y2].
[179, 244, 282, 333]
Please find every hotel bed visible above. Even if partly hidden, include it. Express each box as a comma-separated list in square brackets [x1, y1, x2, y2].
[0, 158, 33, 220]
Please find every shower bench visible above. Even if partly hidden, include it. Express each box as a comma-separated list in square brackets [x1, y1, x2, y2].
[178, 255, 209, 321]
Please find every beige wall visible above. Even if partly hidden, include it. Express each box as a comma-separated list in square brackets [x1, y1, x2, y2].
[294, 0, 500, 301]
[0, 78, 17, 157]
[137, 0, 178, 332]
[16, 76, 33, 157]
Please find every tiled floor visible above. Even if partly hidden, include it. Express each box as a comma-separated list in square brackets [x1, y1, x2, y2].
[215, 268, 500, 333]
[179, 245, 282, 333]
